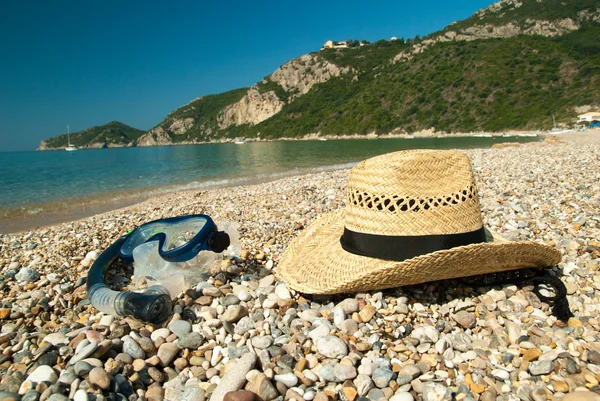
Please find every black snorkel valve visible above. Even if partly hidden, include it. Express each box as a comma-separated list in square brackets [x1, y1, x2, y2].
[87, 234, 174, 325]
[208, 231, 230, 253]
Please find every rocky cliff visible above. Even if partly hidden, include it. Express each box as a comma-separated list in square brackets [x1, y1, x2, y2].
[269, 54, 351, 98]
[136, 126, 174, 147]
[217, 88, 285, 130]
[139, 53, 353, 142]
[215, 54, 351, 131]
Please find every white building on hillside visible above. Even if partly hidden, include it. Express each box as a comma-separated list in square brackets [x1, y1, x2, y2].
[577, 112, 600, 123]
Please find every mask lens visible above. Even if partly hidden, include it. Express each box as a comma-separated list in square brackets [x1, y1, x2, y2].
[120, 216, 208, 259]
[160, 217, 208, 253]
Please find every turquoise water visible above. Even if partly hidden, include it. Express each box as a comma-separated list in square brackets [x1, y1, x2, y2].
[0, 136, 539, 232]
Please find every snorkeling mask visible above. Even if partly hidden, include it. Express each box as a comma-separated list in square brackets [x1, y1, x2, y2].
[119, 214, 231, 262]
[87, 214, 230, 324]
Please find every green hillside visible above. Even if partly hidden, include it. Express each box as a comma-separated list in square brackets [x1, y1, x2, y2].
[43, 121, 145, 149]
[226, 22, 600, 138]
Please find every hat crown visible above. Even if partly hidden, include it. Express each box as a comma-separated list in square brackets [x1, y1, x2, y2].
[345, 150, 483, 236]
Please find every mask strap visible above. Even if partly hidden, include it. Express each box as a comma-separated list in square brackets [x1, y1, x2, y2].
[461, 267, 573, 322]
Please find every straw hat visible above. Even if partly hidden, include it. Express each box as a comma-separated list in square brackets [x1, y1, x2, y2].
[277, 149, 561, 294]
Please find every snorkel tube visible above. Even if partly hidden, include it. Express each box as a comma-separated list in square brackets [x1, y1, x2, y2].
[87, 234, 174, 324]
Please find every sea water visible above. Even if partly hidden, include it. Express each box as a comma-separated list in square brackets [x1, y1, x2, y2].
[0, 136, 539, 233]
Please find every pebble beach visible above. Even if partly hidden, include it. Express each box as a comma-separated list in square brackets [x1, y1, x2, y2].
[0, 134, 599, 401]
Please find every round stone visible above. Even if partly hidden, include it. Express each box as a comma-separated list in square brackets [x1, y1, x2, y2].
[251, 336, 274, 350]
[222, 305, 249, 323]
[454, 311, 476, 329]
[529, 360, 554, 376]
[211, 352, 257, 401]
[89, 367, 111, 390]
[316, 336, 348, 358]
[354, 374, 374, 397]
[157, 342, 180, 367]
[27, 365, 58, 384]
[372, 367, 394, 388]
[399, 364, 421, 379]
[73, 361, 94, 376]
[338, 319, 358, 335]
[422, 382, 452, 401]
[150, 328, 171, 342]
[390, 393, 414, 401]
[274, 372, 298, 387]
[334, 364, 357, 381]
[73, 389, 89, 401]
[43, 333, 69, 346]
[411, 326, 439, 344]
[237, 289, 252, 302]
[15, 268, 39, 283]
[122, 337, 145, 360]
[177, 332, 205, 349]
[491, 369, 510, 381]
[168, 320, 192, 338]
[274, 284, 291, 300]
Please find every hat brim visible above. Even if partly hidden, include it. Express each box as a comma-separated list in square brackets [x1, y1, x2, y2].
[277, 210, 562, 294]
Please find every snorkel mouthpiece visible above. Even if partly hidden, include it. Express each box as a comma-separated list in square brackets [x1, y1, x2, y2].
[116, 289, 173, 325]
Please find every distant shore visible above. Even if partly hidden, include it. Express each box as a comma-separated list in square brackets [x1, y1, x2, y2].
[35, 128, 552, 151]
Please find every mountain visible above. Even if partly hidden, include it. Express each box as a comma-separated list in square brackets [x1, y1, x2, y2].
[38, 0, 600, 149]
[38, 121, 145, 150]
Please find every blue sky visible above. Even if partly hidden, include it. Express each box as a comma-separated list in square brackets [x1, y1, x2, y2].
[0, 0, 496, 152]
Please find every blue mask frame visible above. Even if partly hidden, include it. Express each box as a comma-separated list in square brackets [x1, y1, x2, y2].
[118, 214, 229, 262]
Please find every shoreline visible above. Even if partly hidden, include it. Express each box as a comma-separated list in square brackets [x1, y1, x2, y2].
[0, 163, 358, 235]
[3, 135, 546, 234]
[10, 130, 595, 235]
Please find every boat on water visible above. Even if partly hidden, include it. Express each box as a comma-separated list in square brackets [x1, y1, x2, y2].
[318, 138, 328, 141]
[473, 134, 493, 138]
[547, 128, 575, 135]
[234, 141, 245, 145]
[518, 133, 539, 137]
[65, 125, 78, 151]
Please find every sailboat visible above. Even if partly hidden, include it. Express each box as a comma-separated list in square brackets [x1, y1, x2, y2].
[65, 125, 77, 151]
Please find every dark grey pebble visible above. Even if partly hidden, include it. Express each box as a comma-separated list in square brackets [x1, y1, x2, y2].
[501, 353, 514, 364]
[38, 351, 59, 367]
[22, 390, 41, 401]
[221, 294, 241, 306]
[112, 374, 133, 397]
[74, 361, 94, 376]
[566, 358, 581, 374]
[223, 321, 234, 335]
[588, 350, 600, 364]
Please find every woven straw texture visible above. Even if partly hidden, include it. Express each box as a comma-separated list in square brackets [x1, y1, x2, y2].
[277, 149, 561, 294]
[345, 150, 482, 236]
